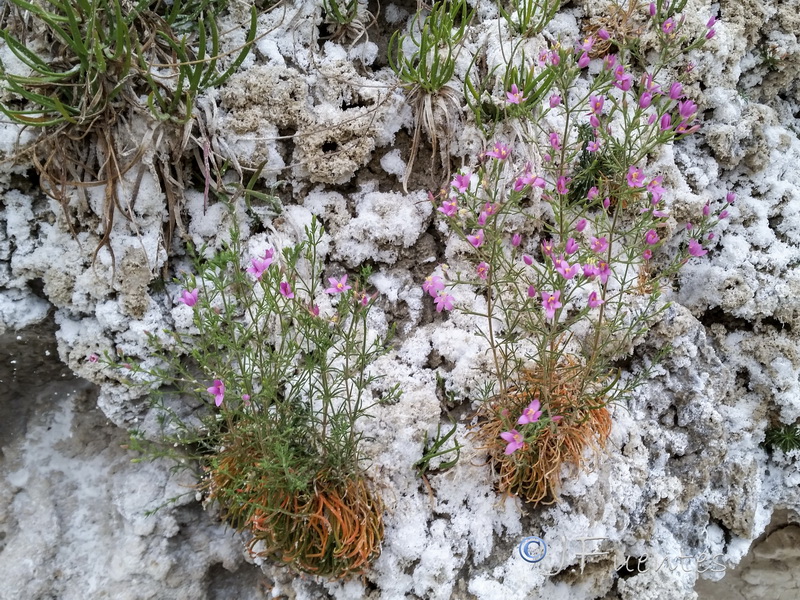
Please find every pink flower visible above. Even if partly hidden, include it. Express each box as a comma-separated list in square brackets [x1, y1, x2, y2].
[549, 94, 561, 108]
[541, 239, 555, 256]
[668, 82, 683, 100]
[422, 275, 445, 297]
[660, 113, 672, 131]
[500, 429, 525, 455]
[88, 354, 99, 363]
[642, 72, 661, 94]
[565, 238, 579, 255]
[642, 249, 653, 260]
[649, 2, 656, 16]
[706, 28, 715, 39]
[512, 233, 522, 247]
[486, 142, 511, 160]
[590, 236, 608, 253]
[207, 379, 225, 407]
[678, 99, 697, 119]
[719, 210, 729, 220]
[589, 95, 605, 115]
[541, 290, 562, 320]
[726, 192, 736, 204]
[588, 291, 604, 308]
[527, 285, 537, 298]
[597, 261, 611, 283]
[434, 291, 455, 312]
[587, 140, 601, 152]
[467, 229, 485, 248]
[613, 66, 632, 91]
[247, 251, 275, 280]
[514, 168, 546, 191]
[644, 229, 660, 245]
[518, 399, 542, 425]
[597, 28, 610, 40]
[549, 132, 561, 151]
[583, 263, 599, 278]
[576, 219, 587, 233]
[626, 165, 646, 187]
[476, 262, 489, 280]
[538, 49, 548, 66]
[452, 173, 471, 193]
[647, 177, 665, 203]
[676, 121, 701, 135]
[577, 52, 590, 68]
[639, 91, 653, 109]
[703, 203, 711, 216]
[506, 84, 527, 105]
[662, 18, 676, 34]
[603, 54, 617, 70]
[439, 197, 458, 217]
[556, 261, 579, 280]
[326, 275, 352, 294]
[578, 36, 594, 53]
[180, 288, 199, 306]
[556, 176, 570, 195]
[523, 254, 533, 266]
[707, 16, 717, 28]
[587, 187, 599, 200]
[279, 281, 294, 298]
[688, 239, 708, 257]
[477, 202, 499, 226]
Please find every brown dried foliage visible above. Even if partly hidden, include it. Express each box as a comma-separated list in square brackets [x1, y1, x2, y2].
[473, 360, 612, 505]
[205, 426, 384, 579]
[585, 1, 645, 58]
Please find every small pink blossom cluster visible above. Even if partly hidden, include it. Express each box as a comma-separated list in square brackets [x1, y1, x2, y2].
[422, 274, 454, 312]
[537, 48, 560, 67]
[683, 191, 736, 258]
[500, 398, 562, 455]
[247, 248, 275, 280]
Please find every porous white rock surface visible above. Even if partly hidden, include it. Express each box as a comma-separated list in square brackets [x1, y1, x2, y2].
[1, 0, 800, 598]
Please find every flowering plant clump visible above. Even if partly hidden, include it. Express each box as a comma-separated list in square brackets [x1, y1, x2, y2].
[118, 210, 396, 578]
[424, 4, 728, 504]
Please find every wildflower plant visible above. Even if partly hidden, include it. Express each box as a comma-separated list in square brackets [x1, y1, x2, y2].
[388, 0, 473, 190]
[424, 4, 727, 504]
[498, 0, 561, 38]
[118, 209, 396, 578]
[0, 0, 256, 262]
